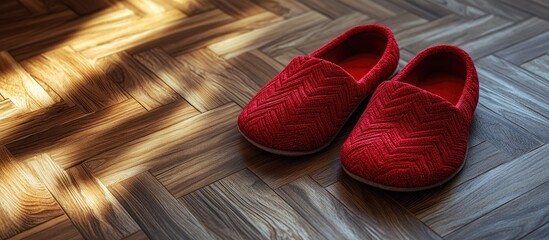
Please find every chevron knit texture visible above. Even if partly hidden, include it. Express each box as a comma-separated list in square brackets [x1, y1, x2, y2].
[341, 45, 479, 190]
[238, 24, 399, 154]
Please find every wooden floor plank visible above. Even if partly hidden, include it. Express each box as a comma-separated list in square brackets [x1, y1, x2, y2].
[521, 54, 549, 80]
[403, 144, 549, 236]
[8, 215, 83, 240]
[227, 50, 284, 86]
[60, 0, 111, 15]
[6, 99, 147, 167]
[0, 102, 83, 145]
[249, 0, 309, 18]
[278, 176, 441, 239]
[495, 31, 549, 65]
[446, 181, 549, 239]
[28, 154, 140, 240]
[181, 169, 323, 239]
[385, 0, 453, 20]
[162, 11, 281, 56]
[108, 172, 213, 240]
[155, 0, 214, 16]
[338, 0, 401, 19]
[84, 103, 240, 186]
[21, 47, 128, 112]
[461, 17, 549, 59]
[0, 51, 58, 111]
[0, 99, 21, 121]
[122, 230, 150, 240]
[521, 223, 549, 240]
[261, 12, 371, 58]
[0, 147, 64, 239]
[97, 52, 181, 110]
[209, 11, 329, 59]
[135, 48, 231, 112]
[297, 0, 355, 19]
[209, 0, 264, 19]
[175, 48, 262, 107]
[457, 0, 530, 21]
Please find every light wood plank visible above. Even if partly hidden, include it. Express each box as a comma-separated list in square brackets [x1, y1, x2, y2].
[6, 99, 146, 167]
[447, 181, 549, 239]
[0, 51, 58, 111]
[0, 99, 21, 121]
[175, 48, 262, 107]
[135, 48, 231, 112]
[97, 51, 180, 110]
[123, 230, 150, 240]
[77, 10, 235, 60]
[209, 11, 329, 59]
[84, 103, 240, 186]
[162, 11, 281, 56]
[21, 47, 128, 112]
[156, 0, 214, 16]
[109, 172, 213, 240]
[153, 124, 261, 198]
[404, 144, 549, 236]
[119, 0, 167, 16]
[0, 147, 63, 239]
[0, 102, 83, 145]
[8, 215, 83, 240]
[28, 154, 140, 239]
[182, 169, 322, 239]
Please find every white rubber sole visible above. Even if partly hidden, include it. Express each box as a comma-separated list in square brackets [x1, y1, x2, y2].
[343, 147, 468, 192]
[238, 69, 399, 157]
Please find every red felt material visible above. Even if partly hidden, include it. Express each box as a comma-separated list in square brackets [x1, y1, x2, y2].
[238, 24, 399, 154]
[341, 45, 479, 190]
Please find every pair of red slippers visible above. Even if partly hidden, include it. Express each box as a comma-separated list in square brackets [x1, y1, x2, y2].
[238, 24, 479, 192]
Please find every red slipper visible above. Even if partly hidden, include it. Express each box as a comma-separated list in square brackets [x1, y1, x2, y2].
[238, 24, 399, 156]
[341, 45, 479, 191]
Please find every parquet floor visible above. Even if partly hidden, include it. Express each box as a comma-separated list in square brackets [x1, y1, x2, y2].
[0, 0, 548, 239]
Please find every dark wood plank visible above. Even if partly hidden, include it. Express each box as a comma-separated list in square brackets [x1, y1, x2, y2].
[330, 178, 444, 239]
[0, 147, 64, 239]
[385, 0, 453, 20]
[476, 56, 549, 142]
[209, 0, 265, 18]
[8, 215, 83, 240]
[249, 0, 309, 18]
[521, 223, 549, 240]
[457, 0, 530, 21]
[122, 230, 150, 240]
[338, 0, 402, 19]
[28, 154, 140, 240]
[298, 0, 355, 19]
[403, 144, 549, 236]
[447, 181, 549, 239]
[461, 17, 549, 59]
[61, 0, 111, 15]
[108, 172, 213, 240]
[521, 54, 549, 80]
[278, 176, 441, 239]
[495, 31, 549, 65]
[501, 0, 549, 21]
[181, 169, 322, 239]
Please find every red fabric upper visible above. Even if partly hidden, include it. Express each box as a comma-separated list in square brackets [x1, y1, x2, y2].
[341, 45, 479, 189]
[238, 24, 399, 153]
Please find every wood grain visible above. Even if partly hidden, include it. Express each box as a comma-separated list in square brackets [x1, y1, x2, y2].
[278, 176, 441, 239]
[181, 169, 322, 239]
[227, 50, 284, 86]
[0, 51, 57, 111]
[21, 47, 128, 112]
[521, 54, 549, 80]
[135, 48, 231, 112]
[109, 172, 213, 240]
[404, 144, 549, 236]
[0, 147, 63, 239]
[28, 154, 140, 239]
[97, 51, 180, 110]
[447, 181, 549, 239]
[84, 103, 240, 185]
[8, 215, 83, 240]
[495, 31, 549, 65]
[209, 11, 329, 59]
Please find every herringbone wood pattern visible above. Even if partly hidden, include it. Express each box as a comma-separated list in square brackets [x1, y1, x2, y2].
[0, 0, 547, 239]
